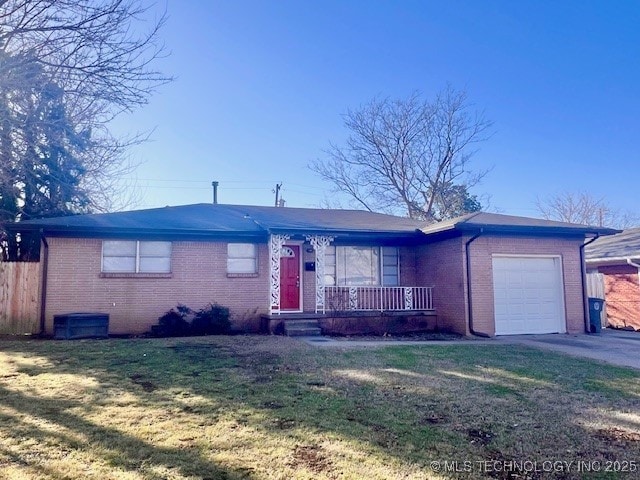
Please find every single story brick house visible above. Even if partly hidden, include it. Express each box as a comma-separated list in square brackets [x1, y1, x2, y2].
[585, 228, 640, 330]
[11, 204, 616, 336]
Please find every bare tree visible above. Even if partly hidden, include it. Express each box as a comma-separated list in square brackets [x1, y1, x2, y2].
[310, 87, 492, 221]
[0, 0, 170, 121]
[536, 192, 638, 229]
[0, 0, 171, 259]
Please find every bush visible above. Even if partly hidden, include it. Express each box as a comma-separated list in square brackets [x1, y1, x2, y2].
[151, 304, 193, 337]
[149, 303, 231, 337]
[191, 303, 231, 335]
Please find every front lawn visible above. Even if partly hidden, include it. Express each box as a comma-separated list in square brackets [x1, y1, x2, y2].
[0, 336, 638, 479]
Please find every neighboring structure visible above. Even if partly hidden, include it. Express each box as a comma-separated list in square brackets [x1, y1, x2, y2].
[585, 228, 640, 330]
[9, 204, 616, 337]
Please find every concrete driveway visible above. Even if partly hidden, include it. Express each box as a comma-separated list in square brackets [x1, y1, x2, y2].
[303, 329, 640, 370]
[497, 329, 640, 370]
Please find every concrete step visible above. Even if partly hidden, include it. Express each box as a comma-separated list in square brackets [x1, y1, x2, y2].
[285, 327, 322, 337]
[284, 318, 322, 337]
[284, 320, 321, 329]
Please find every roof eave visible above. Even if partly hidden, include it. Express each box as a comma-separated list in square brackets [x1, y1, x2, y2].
[454, 224, 616, 237]
[585, 256, 640, 266]
[22, 225, 268, 241]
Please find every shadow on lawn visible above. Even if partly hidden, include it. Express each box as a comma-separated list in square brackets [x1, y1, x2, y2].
[0, 381, 241, 479]
[0, 337, 639, 479]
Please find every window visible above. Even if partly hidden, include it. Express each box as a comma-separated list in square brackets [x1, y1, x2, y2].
[325, 246, 399, 286]
[227, 243, 257, 274]
[102, 241, 171, 273]
[382, 247, 400, 286]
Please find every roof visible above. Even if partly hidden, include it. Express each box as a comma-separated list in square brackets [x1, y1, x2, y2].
[585, 227, 640, 263]
[7, 204, 617, 242]
[420, 211, 619, 237]
[9, 203, 425, 241]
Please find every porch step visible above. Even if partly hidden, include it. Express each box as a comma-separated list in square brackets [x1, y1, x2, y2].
[284, 319, 322, 337]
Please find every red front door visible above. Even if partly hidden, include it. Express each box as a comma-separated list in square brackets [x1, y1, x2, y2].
[280, 245, 300, 310]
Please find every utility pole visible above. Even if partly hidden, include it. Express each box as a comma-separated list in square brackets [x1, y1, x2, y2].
[274, 183, 282, 207]
[598, 207, 604, 227]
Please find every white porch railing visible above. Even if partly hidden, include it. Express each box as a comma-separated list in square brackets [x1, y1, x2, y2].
[323, 286, 434, 313]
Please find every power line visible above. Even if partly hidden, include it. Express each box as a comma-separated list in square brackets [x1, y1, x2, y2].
[135, 185, 273, 191]
[135, 178, 327, 190]
[136, 178, 283, 184]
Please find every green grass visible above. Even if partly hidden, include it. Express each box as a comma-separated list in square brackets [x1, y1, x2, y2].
[0, 335, 639, 479]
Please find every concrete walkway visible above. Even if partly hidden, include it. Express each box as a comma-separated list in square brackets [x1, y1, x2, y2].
[301, 329, 640, 370]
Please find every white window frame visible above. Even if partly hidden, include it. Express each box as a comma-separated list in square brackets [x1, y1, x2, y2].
[325, 246, 399, 286]
[381, 246, 400, 286]
[227, 243, 258, 274]
[101, 240, 172, 273]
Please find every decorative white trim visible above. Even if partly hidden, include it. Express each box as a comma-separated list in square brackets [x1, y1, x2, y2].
[349, 286, 358, 310]
[306, 235, 334, 313]
[404, 287, 413, 310]
[269, 234, 290, 314]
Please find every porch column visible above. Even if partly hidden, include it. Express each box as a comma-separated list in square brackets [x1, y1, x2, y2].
[269, 234, 290, 314]
[306, 235, 334, 313]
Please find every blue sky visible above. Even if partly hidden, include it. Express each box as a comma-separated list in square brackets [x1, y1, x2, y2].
[112, 1, 640, 217]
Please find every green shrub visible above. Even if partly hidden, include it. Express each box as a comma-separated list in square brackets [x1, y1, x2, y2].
[191, 303, 231, 335]
[151, 304, 193, 337]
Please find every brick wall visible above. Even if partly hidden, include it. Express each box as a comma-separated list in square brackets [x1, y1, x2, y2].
[416, 237, 468, 334]
[50, 234, 586, 336]
[599, 264, 640, 330]
[302, 245, 316, 312]
[413, 235, 587, 336]
[467, 235, 586, 335]
[45, 238, 270, 334]
[399, 246, 417, 286]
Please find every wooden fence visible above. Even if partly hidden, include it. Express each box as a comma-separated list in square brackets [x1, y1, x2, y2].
[586, 272, 607, 327]
[0, 262, 41, 334]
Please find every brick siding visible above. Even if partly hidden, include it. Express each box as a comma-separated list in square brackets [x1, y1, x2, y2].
[45, 238, 270, 334]
[416, 237, 468, 334]
[44, 234, 588, 336]
[467, 235, 586, 335]
[415, 235, 586, 336]
[302, 246, 316, 312]
[599, 264, 640, 330]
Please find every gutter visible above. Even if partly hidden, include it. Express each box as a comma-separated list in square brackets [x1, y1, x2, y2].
[625, 260, 640, 303]
[580, 234, 600, 333]
[585, 255, 640, 266]
[465, 229, 490, 337]
[626, 258, 640, 269]
[39, 230, 49, 336]
[455, 224, 620, 237]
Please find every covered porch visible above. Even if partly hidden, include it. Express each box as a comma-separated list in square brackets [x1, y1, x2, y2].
[267, 233, 436, 335]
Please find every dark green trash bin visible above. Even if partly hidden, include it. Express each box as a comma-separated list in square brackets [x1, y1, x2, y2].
[588, 298, 604, 334]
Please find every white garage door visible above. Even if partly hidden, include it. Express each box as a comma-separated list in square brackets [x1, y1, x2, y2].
[492, 256, 566, 335]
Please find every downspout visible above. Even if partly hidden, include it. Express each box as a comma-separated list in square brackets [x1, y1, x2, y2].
[465, 228, 490, 337]
[580, 234, 600, 333]
[39, 230, 49, 336]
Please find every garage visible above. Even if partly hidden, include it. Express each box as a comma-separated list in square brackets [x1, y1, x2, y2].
[492, 255, 566, 335]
